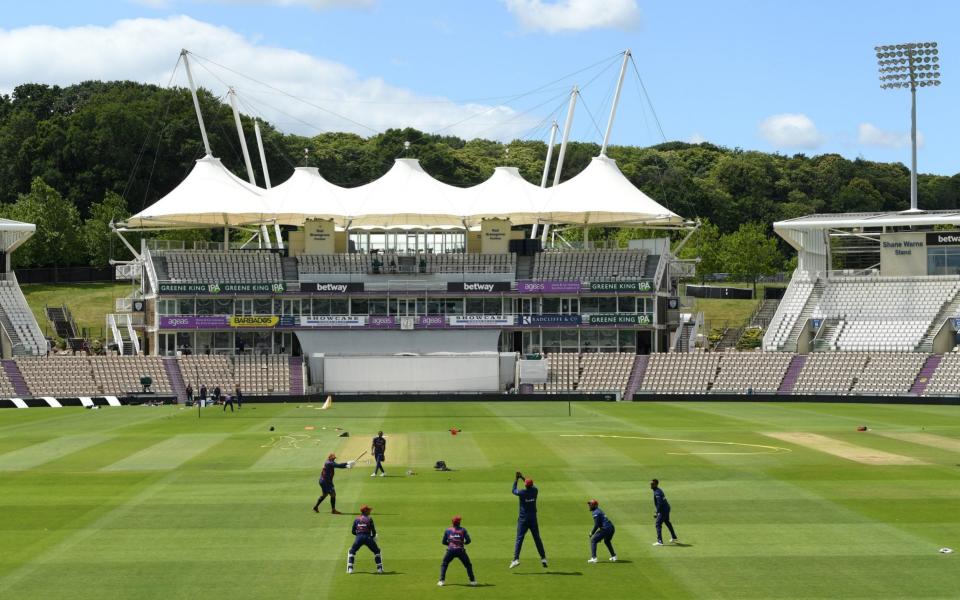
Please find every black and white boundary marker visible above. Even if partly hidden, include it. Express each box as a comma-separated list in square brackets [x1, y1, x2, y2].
[0, 396, 123, 409]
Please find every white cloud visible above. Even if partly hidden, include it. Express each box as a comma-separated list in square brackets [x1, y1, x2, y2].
[857, 122, 924, 149]
[504, 0, 640, 33]
[758, 113, 825, 149]
[688, 132, 706, 144]
[133, 0, 374, 8]
[0, 16, 531, 141]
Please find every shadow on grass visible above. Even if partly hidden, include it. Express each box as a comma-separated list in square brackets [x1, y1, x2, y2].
[353, 571, 403, 576]
[512, 571, 582, 576]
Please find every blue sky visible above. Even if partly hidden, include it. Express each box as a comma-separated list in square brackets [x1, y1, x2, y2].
[1, 0, 957, 175]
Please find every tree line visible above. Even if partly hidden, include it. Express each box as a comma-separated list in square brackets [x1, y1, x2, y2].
[1, 80, 958, 270]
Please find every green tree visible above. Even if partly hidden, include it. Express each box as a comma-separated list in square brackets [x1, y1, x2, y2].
[7, 177, 82, 267]
[678, 219, 722, 283]
[835, 177, 884, 213]
[719, 222, 783, 294]
[83, 190, 130, 267]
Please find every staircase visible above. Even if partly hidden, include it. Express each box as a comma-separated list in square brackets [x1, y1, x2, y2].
[46, 306, 76, 339]
[917, 291, 960, 352]
[623, 355, 649, 400]
[644, 255, 660, 278]
[777, 354, 807, 394]
[281, 256, 300, 282]
[289, 356, 304, 395]
[152, 255, 169, 281]
[813, 318, 842, 352]
[750, 298, 781, 328]
[2, 359, 30, 397]
[515, 255, 534, 280]
[782, 280, 824, 351]
[909, 354, 941, 395]
[163, 357, 187, 402]
[715, 326, 743, 351]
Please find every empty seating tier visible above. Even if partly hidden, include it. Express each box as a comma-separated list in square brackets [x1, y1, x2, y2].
[923, 353, 960, 396]
[851, 353, 927, 395]
[162, 250, 283, 283]
[298, 253, 516, 275]
[180, 354, 291, 395]
[792, 353, 869, 395]
[532, 249, 647, 281]
[763, 275, 814, 351]
[0, 280, 46, 356]
[638, 353, 722, 394]
[709, 352, 793, 394]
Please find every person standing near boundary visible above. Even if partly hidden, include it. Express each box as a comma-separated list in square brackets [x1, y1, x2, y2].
[185, 383, 194, 405]
[371, 431, 387, 477]
[438, 515, 476, 587]
[234, 383, 243, 409]
[509, 471, 547, 569]
[586, 499, 617, 563]
[313, 453, 353, 514]
[347, 504, 383, 574]
[223, 392, 234, 412]
[651, 479, 679, 545]
[199, 384, 207, 407]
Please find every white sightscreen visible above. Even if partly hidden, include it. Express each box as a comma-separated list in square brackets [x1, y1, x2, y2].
[323, 355, 500, 393]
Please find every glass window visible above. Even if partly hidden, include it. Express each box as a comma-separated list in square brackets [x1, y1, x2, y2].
[580, 296, 599, 313]
[196, 332, 213, 355]
[312, 298, 330, 315]
[178, 299, 195, 315]
[561, 329, 579, 350]
[619, 330, 636, 353]
[215, 299, 233, 315]
[196, 299, 214, 315]
[598, 329, 618, 349]
[254, 299, 273, 315]
[598, 297, 617, 312]
[369, 299, 388, 315]
[542, 298, 560, 313]
[618, 297, 636, 313]
[948, 248, 960, 276]
[580, 329, 598, 352]
[522, 331, 540, 354]
[236, 299, 253, 316]
[351, 299, 368, 315]
[444, 298, 464, 315]
[330, 299, 349, 315]
[542, 330, 561, 353]
[483, 298, 502, 315]
[254, 331, 271, 354]
[427, 299, 443, 315]
[176, 332, 193, 352]
[466, 298, 484, 315]
[213, 331, 232, 351]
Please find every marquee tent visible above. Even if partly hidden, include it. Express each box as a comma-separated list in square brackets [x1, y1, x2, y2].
[537, 155, 683, 226]
[126, 156, 269, 228]
[461, 166, 544, 226]
[264, 167, 349, 226]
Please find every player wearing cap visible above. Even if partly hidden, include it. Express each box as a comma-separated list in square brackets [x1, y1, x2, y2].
[312, 453, 353, 514]
[509, 471, 548, 569]
[438, 515, 477, 587]
[651, 479, 679, 545]
[586, 499, 617, 563]
[347, 505, 383, 574]
[371, 431, 387, 477]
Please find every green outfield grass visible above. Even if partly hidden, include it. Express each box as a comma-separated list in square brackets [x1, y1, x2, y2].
[21, 283, 136, 338]
[1, 401, 958, 599]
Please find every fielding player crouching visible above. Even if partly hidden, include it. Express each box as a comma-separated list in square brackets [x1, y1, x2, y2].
[586, 499, 617, 563]
[438, 515, 477, 587]
[347, 504, 383, 574]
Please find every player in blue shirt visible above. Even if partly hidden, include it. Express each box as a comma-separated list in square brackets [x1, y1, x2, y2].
[371, 431, 387, 477]
[586, 499, 617, 563]
[312, 453, 353, 514]
[509, 471, 548, 569]
[651, 479, 679, 545]
[347, 504, 383, 574]
[438, 515, 477, 587]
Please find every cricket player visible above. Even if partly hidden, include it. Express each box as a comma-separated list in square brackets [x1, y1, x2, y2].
[312, 453, 353, 514]
[438, 515, 477, 587]
[509, 472, 547, 569]
[347, 504, 383, 574]
[371, 431, 387, 477]
[651, 479, 678, 545]
[586, 500, 617, 563]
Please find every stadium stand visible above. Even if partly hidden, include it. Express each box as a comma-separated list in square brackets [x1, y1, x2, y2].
[812, 277, 960, 351]
[638, 353, 722, 394]
[533, 353, 579, 394]
[921, 353, 960, 396]
[0, 365, 17, 397]
[162, 250, 283, 283]
[425, 253, 515, 274]
[298, 254, 370, 274]
[851, 353, 927, 395]
[532, 249, 647, 280]
[90, 356, 172, 395]
[179, 354, 291, 395]
[577, 353, 635, 393]
[791, 352, 870, 395]
[710, 352, 794, 394]
[15, 357, 103, 396]
[0, 280, 46, 355]
[763, 275, 815, 351]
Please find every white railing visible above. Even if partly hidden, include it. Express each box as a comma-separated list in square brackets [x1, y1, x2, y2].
[8, 272, 45, 355]
[122, 313, 141, 355]
[141, 245, 159, 297]
[106, 314, 123, 354]
[653, 254, 667, 291]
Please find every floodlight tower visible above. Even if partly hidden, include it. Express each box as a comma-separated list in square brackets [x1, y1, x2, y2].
[875, 41, 941, 212]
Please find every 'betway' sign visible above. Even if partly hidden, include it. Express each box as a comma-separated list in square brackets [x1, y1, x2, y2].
[446, 281, 511, 293]
[304, 282, 365, 293]
[927, 232, 960, 246]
